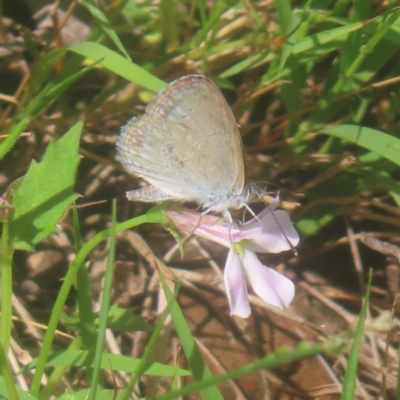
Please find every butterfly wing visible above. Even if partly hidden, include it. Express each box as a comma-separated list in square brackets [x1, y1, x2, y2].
[116, 75, 245, 210]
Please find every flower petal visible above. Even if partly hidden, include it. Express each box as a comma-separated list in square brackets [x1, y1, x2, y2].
[166, 207, 237, 247]
[224, 248, 251, 318]
[242, 248, 295, 309]
[242, 210, 299, 253]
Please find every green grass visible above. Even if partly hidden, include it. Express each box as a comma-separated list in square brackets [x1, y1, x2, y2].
[1, 0, 400, 398]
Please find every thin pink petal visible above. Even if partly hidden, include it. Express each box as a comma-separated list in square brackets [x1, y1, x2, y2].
[166, 208, 237, 247]
[224, 248, 251, 318]
[242, 210, 299, 253]
[242, 249, 294, 309]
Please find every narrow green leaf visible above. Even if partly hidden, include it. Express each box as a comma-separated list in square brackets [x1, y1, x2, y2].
[25, 48, 67, 96]
[81, 0, 131, 60]
[159, 270, 224, 399]
[220, 52, 276, 78]
[154, 339, 345, 400]
[58, 388, 115, 400]
[192, 1, 232, 47]
[29, 210, 168, 398]
[320, 125, 400, 167]
[26, 59, 103, 118]
[0, 376, 36, 400]
[339, 0, 372, 73]
[73, 205, 97, 353]
[88, 201, 117, 400]
[274, 0, 292, 34]
[106, 304, 153, 331]
[69, 42, 166, 92]
[0, 60, 100, 160]
[292, 20, 374, 54]
[25, 350, 191, 377]
[119, 274, 179, 400]
[0, 341, 20, 400]
[38, 337, 83, 400]
[341, 270, 372, 399]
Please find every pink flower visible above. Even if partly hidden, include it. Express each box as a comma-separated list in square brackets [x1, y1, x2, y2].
[166, 202, 299, 318]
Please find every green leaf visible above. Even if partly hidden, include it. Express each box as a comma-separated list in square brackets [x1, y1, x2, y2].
[291, 19, 374, 54]
[68, 42, 166, 92]
[296, 203, 346, 237]
[9, 122, 83, 250]
[158, 268, 224, 399]
[58, 388, 118, 400]
[0, 376, 37, 400]
[81, 0, 131, 60]
[106, 304, 153, 332]
[0, 60, 99, 160]
[341, 270, 372, 399]
[25, 48, 67, 96]
[320, 125, 400, 167]
[25, 350, 191, 377]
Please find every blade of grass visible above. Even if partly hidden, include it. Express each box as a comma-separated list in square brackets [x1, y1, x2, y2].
[291, 18, 378, 55]
[73, 205, 97, 353]
[220, 51, 276, 78]
[192, 1, 237, 48]
[339, 0, 372, 73]
[38, 337, 83, 400]
[0, 220, 12, 353]
[153, 339, 347, 400]
[0, 340, 19, 400]
[320, 125, 400, 167]
[87, 200, 117, 400]
[158, 270, 224, 399]
[26, 350, 190, 377]
[81, 0, 131, 60]
[119, 270, 180, 400]
[68, 42, 166, 92]
[0, 59, 102, 160]
[29, 207, 168, 398]
[341, 269, 373, 399]
[332, 10, 400, 95]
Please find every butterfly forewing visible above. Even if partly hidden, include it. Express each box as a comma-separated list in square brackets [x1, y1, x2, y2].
[116, 75, 245, 211]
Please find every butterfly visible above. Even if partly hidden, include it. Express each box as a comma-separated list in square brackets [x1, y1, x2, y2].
[116, 75, 250, 217]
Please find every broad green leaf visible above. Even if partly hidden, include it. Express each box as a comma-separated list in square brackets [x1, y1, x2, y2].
[9, 122, 83, 250]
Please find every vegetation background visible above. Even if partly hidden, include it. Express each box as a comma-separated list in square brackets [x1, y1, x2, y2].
[1, 0, 400, 399]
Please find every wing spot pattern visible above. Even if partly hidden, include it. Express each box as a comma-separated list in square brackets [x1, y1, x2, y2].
[116, 74, 245, 213]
